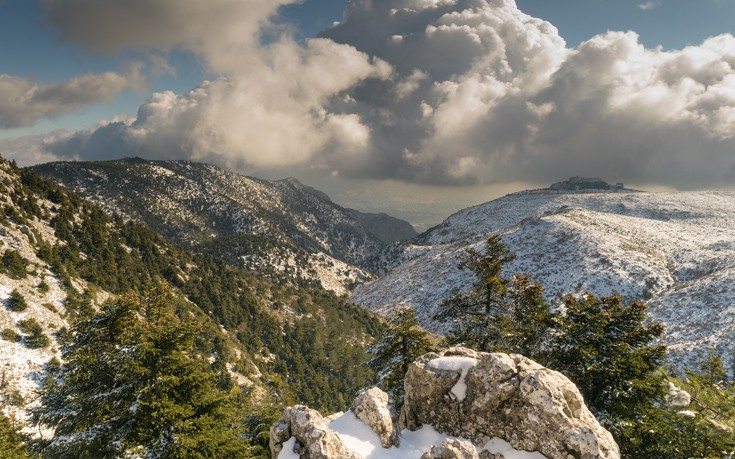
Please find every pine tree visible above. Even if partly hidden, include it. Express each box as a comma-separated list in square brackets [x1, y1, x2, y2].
[6, 289, 27, 312]
[433, 235, 554, 358]
[433, 235, 515, 351]
[2, 249, 28, 279]
[17, 318, 49, 349]
[368, 306, 433, 404]
[547, 293, 667, 421]
[0, 412, 31, 459]
[35, 287, 249, 458]
[691, 346, 727, 387]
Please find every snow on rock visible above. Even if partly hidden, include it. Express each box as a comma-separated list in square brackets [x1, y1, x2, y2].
[351, 387, 398, 448]
[426, 356, 478, 402]
[278, 437, 300, 459]
[270, 348, 618, 459]
[400, 348, 620, 459]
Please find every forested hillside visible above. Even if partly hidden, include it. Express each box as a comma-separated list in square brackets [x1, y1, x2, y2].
[0, 156, 384, 456]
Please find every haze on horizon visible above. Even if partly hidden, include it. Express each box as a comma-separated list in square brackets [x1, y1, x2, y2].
[2, 0, 735, 229]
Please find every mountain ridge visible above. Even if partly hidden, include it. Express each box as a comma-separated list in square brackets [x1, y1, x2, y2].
[32, 158, 417, 294]
[353, 188, 735, 367]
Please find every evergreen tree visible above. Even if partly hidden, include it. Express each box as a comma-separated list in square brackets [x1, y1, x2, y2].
[433, 235, 553, 358]
[35, 287, 249, 458]
[548, 293, 667, 420]
[17, 318, 49, 349]
[691, 346, 727, 387]
[433, 235, 515, 351]
[0, 412, 31, 459]
[1, 249, 28, 279]
[6, 289, 28, 312]
[368, 306, 433, 404]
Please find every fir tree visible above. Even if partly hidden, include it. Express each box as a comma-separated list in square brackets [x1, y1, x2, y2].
[6, 289, 28, 312]
[433, 235, 553, 358]
[0, 412, 31, 459]
[368, 306, 433, 404]
[2, 249, 28, 279]
[35, 287, 249, 458]
[17, 318, 49, 349]
[433, 235, 515, 351]
[547, 293, 667, 420]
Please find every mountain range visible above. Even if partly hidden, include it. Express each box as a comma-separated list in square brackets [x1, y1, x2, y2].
[31, 160, 735, 368]
[32, 158, 416, 294]
[353, 187, 735, 367]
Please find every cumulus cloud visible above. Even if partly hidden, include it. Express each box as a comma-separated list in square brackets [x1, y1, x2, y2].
[0, 65, 146, 128]
[38, 0, 392, 170]
[32, 0, 735, 190]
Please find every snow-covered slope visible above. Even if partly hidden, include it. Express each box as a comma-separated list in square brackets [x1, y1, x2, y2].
[352, 189, 735, 365]
[33, 159, 415, 293]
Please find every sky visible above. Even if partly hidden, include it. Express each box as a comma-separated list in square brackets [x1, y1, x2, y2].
[2, 0, 735, 230]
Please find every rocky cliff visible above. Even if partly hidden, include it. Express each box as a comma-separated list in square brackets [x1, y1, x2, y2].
[270, 347, 620, 459]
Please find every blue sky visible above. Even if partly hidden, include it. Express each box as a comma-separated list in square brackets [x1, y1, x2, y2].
[3, 0, 735, 226]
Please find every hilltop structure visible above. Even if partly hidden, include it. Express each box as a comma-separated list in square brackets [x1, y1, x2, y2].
[549, 177, 624, 191]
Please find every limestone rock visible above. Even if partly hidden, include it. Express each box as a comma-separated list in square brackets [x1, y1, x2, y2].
[351, 387, 398, 448]
[400, 348, 620, 459]
[420, 439, 480, 459]
[269, 405, 362, 459]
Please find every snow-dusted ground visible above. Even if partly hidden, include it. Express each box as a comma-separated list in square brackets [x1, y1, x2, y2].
[0, 224, 68, 435]
[279, 411, 546, 459]
[352, 189, 735, 366]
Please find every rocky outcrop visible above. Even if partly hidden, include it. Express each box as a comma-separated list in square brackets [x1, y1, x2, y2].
[270, 348, 620, 459]
[420, 439, 479, 459]
[351, 387, 398, 448]
[269, 405, 361, 459]
[400, 347, 620, 459]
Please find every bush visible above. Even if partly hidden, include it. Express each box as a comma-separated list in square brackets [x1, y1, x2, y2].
[0, 328, 20, 342]
[6, 289, 27, 312]
[17, 318, 50, 349]
[1, 249, 28, 279]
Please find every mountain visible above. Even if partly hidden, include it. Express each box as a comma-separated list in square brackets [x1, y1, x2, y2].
[352, 188, 735, 366]
[0, 156, 384, 441]
[32, 158, 416, 294]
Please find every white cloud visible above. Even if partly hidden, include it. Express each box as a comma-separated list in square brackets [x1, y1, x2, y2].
[0, 65, 146, 128]
[638, 2, 659, 11]
[26, 0, 735, 191]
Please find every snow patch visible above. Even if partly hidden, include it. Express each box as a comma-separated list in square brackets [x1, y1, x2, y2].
[278, 437, 300, 459]
[426, 356, 478, 401]
[329, 411, 547, 458]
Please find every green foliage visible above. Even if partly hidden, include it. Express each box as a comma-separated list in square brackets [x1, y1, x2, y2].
[437, 235, 698, 458]
[434, 235, 516, 351]
[547, 293, 667, 420]
[35, 287, 249, 458]
[17, 318, 50, 349]
[368, 307, 434, 404]
[1, 327, 20, 342]
[6, 289, 28, 312]
[1, 249, 28, 279]
[434, 236, 553, 357]
[0, 412, 31, 459]
[38, 278, 50, 293]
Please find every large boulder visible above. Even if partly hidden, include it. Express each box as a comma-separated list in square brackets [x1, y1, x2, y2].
[269, 405, 361, 459]
[351, 387, 398, 448]
[400, 347, 620, 459]
[420, 439, 480, 459]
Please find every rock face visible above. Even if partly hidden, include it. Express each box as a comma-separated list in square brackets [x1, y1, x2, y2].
[270, 405, 361, 459]
[400, 348, 620, 459]
[351, 387, 398, 448]
[420, 439, 480, 459]
[269, 348, 620, 459]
